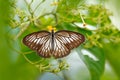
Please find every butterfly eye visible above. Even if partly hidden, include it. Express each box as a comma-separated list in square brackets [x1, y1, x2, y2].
[23, 30, 85, 58]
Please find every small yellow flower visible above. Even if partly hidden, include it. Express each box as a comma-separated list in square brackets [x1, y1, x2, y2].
[51, 2, 59, 6]
[47, 26, 56, 32]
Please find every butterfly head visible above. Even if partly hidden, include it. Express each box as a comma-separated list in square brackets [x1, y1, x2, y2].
[47, 26, 56, 32]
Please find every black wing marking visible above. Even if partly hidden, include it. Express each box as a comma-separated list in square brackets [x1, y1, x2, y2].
[23, 31, 52, 58]
[53, 30, 85, 58]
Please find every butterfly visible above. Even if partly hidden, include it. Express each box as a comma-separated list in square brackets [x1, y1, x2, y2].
[23, 30, 85, 58]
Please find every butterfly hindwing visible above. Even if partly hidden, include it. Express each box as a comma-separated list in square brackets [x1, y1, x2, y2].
[53, 30, 85, 58]
[23, 31, 52, 58]
[53, 36, 70, 58]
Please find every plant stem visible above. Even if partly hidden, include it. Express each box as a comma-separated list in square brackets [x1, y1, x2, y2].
[57, 59, 70, 80]
[33, 0, 44, 13]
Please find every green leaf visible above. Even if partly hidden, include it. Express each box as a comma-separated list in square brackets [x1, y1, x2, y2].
[57, 22, 77, 30]
[0, 1, 40, 80]
[76, 47, 105, 80]
[103, 43, 120, 78]
[57, 22, 92, 35]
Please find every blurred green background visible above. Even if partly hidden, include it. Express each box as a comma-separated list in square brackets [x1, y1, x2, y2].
[0, 0, 120, 80]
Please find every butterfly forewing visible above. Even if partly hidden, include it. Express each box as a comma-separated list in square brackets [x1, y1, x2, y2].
[53, 30, 85, 58]
[23, 31, 52, 58]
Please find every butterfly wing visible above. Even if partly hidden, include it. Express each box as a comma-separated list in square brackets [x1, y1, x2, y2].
[53, 30, 85, 58]
[23, 31, 52, 58]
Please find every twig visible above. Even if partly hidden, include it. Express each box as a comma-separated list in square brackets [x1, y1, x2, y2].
[37, 12, 53, 19]
[24, 0, 34, 17]
[79, 11, 86, 26]
[33, 0, 45, 13]
[14, 21, 30, 40]
[53, 13, 58, 26]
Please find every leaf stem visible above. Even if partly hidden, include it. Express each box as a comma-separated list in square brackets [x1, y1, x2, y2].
[79, 12, 86, 26]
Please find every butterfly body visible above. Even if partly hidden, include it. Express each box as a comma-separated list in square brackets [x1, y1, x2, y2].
[23, 30, 85, 58]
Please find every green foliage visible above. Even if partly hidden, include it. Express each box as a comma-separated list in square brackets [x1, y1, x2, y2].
[103, 43, 120, 77]
[1, 0, 120, 80]
[56, 0, 83, 23]
[76, 47, 105, 80]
